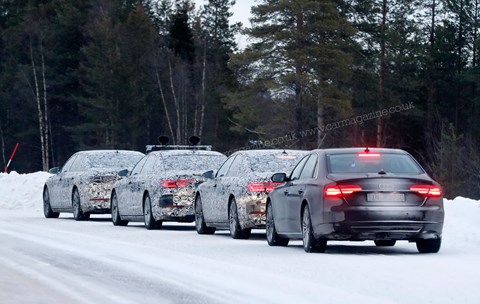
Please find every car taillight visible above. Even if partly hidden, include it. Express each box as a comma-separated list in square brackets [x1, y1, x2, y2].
[248, 182, 283, 193]
[324, 185, 362, 197]
[410, 185, 442, 197]
[161, 179, 193, 188]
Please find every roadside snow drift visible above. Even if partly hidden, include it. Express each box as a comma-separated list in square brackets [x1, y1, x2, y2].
[0, 171, 51, 210]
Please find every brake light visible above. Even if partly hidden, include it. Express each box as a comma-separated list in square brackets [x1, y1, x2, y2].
[248, 182, 283, 193]
[161, 179, 193, 188]
[410, 185, 442, 197]
[324, 185, 362, 197]
[358, 153, 381, 158]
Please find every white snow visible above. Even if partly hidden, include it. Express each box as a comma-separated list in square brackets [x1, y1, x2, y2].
[0, 172, 479, 303]
[0, 171, 51, 210]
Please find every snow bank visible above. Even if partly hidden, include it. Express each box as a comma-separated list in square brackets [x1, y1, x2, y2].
[0, 171, 51, 210]
[444, 197, 480, 247]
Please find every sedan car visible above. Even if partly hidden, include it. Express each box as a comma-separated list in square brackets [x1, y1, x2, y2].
[266, 148, 444, 253]
[111, 150, 226, 229]
[43, 150, 145, 220]
[195, 149, 307, 239]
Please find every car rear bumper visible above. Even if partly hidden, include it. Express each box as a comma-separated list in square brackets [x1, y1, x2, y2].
[314, 205, 444, 241]
[236, 194, 268, 229]
[153, 194, 195, 222]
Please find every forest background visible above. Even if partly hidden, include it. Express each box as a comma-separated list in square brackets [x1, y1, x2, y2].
[1, 0, 479, 198]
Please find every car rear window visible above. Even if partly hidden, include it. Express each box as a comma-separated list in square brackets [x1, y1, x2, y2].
[249, 152, 304, 173]
[81, 152, 144, 170]
[327, 153, 423, 174]
[163, 154, 226, 172]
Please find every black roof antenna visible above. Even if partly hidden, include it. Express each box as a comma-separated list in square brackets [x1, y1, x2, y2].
[158, 136, 170, 145]
[188, 136, 201, 146]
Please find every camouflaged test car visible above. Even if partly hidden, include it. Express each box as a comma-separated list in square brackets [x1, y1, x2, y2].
[194, 149, 307, 239]
[111, 143, 226, 230]
[43, 150, 145, 220]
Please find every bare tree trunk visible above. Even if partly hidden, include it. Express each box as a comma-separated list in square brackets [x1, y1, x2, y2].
[29, 40, 48, 171]
[377, 0, 387, 148]
[474, 0, 479, 67]
[198, 38, 207, 141]
[427, 0, 436, 137]
[0, 122, 5, 167]
[169, 61, 181, 144]
[317, 103, 326, 148]
[295, 11, 305, 148]
[40, 40, 49, 169]
[155, 67, 176, 142]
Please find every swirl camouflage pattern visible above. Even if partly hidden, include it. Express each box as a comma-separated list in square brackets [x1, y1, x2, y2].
[194, 149, 307, 239]
[43, 150, 145, 220]
[111, 150, 226, 229]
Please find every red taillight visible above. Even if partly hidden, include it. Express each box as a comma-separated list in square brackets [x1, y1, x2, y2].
[358, 153, 381, 158]
[324, 185, 362, 197]
[410, 185, 442, 197]
[161, 179, 193, 188]
[248, 182, 283, 193]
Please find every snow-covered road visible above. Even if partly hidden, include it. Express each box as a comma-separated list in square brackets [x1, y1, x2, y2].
[1, 172, 479, 303]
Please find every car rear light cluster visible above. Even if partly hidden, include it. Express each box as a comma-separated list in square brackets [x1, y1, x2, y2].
[324, 185, 362, 197]
[410, 185, 442, 197]
[248, 182, 283, 193]
[161, 179, 194, 188]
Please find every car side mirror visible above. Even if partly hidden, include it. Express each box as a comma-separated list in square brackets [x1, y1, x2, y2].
[271, 172, 288, 183]
[118, 169, 129, 177]
[48, 167, 60, 174]
[202, 170, 214, 179]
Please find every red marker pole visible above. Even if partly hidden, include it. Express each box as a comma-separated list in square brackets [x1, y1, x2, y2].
[4, 142, 20, 173]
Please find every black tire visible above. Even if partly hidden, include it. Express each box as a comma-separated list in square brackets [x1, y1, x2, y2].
[302, 205, 326, 253]
[43, 187, 59, 218]
[416, 238, 442, 253]
[266, 203, 289, 246]
[144, 193, 162, 230]
[195, 195, 216, 234]
[111, 191, 128, 226]
[229, 198, 251, 239]
[374, 240, 396, 247]
[72, 188, 89, 221]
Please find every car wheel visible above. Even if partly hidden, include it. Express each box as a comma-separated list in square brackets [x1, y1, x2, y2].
[43, 187, 59, 218]
[72, 188, 89, 221]
[374, 240, 396, 247]
[195, 195, 215, 234]
[144, 193, 162, 230]
[111, 191, 128, 226]
[302, 205, 326, 253]
[266, 203, 289, 246]
[416, 238, 442, 253]
[229, 198, 251, 239]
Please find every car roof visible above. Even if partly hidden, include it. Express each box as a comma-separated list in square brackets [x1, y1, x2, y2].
[231, 149, 306, 157]
[314, 148, 408, 155]
[147, 150, 225, 157]
[74, 150, 144, 156]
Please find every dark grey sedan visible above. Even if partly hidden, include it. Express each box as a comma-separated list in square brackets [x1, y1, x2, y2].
[266, 148, 444, 253]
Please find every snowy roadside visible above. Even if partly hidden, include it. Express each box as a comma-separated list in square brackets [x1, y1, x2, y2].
[1, 172, 480, 304]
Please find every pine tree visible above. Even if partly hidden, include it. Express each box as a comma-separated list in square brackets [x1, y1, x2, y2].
[232, 0, 356, 148]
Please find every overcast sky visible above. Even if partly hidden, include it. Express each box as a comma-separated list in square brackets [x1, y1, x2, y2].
[194, 0, 255, 27]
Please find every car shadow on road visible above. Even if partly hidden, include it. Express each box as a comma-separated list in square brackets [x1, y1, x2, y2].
[286, 243, 417, 255]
